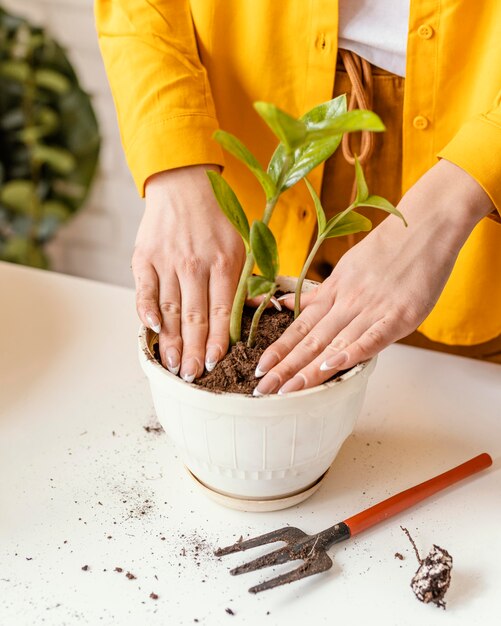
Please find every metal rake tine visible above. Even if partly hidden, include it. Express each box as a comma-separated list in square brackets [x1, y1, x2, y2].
[214, 526, 307, 557]
[230, 544, 294, 576]
[248, 551, 333, 594]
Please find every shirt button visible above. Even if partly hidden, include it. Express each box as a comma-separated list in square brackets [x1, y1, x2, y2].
[413, 115, 429, 130]
[315, 33, 328, 51]
[298, 206, 311, 220]
[417, 24, 434, 39]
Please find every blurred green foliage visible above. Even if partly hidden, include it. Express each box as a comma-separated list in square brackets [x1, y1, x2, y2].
[0, 7, 100, 268]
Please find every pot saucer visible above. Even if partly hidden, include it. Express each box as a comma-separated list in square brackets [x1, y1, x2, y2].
[185, 468, 328, 512]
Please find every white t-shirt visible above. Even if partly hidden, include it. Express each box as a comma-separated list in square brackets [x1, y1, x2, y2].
[338, 0, 410, 77]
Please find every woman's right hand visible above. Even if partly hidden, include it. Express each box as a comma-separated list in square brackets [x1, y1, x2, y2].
[133, 165, 246, 381]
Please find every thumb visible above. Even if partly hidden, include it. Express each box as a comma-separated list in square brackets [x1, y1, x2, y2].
[245, 294, 283, 310]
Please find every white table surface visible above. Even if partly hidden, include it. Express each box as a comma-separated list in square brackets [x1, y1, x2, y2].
[1, 261, 500, 626]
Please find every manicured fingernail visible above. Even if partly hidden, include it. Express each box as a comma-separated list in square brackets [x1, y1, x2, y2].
[181, 357, 200, 383]
[270, 297, 282, 311]
[252, 388, 263, 397]
[320, 351, 349, 371]
[146, 313, 161, 334]
[278, 374, 306, 395]
[165, 349, 180, 376]
[255, 351, 279, 378]
[276, 293, 294, 302]
[205, 346, 220, 372]
[254, 373, 281, 395]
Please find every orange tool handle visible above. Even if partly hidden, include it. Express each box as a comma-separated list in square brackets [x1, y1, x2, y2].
[344, 452, 492, 537]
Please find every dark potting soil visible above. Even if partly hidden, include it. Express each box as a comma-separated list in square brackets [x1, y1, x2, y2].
[195, 306, 294, 394]
[153, 306, 295, 395]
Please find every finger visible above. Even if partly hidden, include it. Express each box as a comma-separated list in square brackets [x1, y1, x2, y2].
[157, 273, 182, 375]
[245, 295, 282, 311]
[205, 265, 238, 372]
[179, 265, 210, 382]
[253, 294, 334, 394]
[132, 257, 162, 333]
[278, 316, 392, 393]
[257, 308, 358, 394]
[276, 288, 319, 312]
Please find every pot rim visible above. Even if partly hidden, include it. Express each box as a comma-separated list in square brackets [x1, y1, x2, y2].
[139, 325, 373, 400]
[138, 273, 374, 399]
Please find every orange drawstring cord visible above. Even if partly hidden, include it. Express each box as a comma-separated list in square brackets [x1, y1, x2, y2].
[338, 49, 375, 248]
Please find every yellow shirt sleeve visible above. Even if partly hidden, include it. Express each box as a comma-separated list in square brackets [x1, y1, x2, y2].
[437, 91, 501, 218]
[95, 0, 224, 196]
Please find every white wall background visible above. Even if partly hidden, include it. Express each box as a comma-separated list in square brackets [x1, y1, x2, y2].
[2, 0, 142, 287]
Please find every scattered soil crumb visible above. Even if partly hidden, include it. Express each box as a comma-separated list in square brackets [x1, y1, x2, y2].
[401, 526, 452, 610]
[114, 567, 123, 573]
[143, 423, 164, 434]
[225, 608, 235, 616]
[394, 552, 404, 560]
[150, 592, 159, 600]
[81, 565, 89, 571]
[126, 571, 137, 580]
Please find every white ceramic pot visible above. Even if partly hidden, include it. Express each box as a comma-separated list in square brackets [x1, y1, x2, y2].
[138, 276, 376, 506]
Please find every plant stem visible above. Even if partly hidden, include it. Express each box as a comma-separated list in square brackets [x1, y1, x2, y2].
[229, 194, 280, 345]
[229, 252, 255, 345]
[294, 235, 324, 318]
[262, 194, 279, 225]
[228, 151, 293, 344]
[247, 289, 274, 348]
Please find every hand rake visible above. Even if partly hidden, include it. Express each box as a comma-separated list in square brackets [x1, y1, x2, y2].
[215, 453, 492, 593]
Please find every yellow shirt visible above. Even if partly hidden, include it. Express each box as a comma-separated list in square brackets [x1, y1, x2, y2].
[95, 0, 501, 346]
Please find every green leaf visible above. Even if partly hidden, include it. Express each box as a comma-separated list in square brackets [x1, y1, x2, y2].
[247, 275, 274, 298]
[355, 194, 408, 226]
[18, 107, 59, 142]
[254, 102, 307, 152]
[206, 171, 250, 249]
[0, 60, 31, 82]
[1, 236, 48, 269]
[268, 95, 348, 190]
[0, 180, 37, 215]
[304, 178, 326, 233]
[32, 144, 76, 174]
[34, 68, 71, 94]
[307, 110, 385, 140]
[354, 155, 369, 203]
[303, 94, 348, 125]
[323, 210, 372, 238]
[213, 130, 276, 199]
[250, 220, 279, 282]
[41, 199, 72, 221]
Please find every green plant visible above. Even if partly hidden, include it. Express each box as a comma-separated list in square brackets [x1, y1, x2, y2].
[207, 95, 406, 347]
[0, 8, 100, 268]
[295, 156, 407, 318]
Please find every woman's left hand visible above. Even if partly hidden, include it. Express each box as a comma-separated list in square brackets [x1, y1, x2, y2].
[253, 159, 494, 395]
